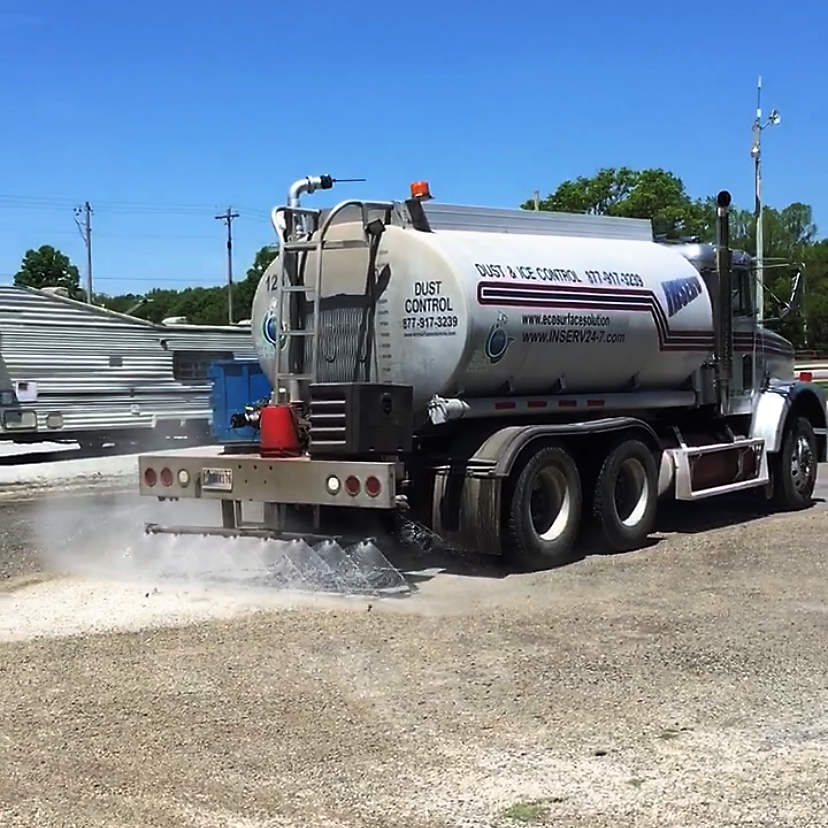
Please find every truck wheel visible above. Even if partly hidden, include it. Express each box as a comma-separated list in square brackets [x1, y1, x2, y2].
[504, 444, 582, 569]
[770, 416, 817, 511]
[592, 438, 657, 552]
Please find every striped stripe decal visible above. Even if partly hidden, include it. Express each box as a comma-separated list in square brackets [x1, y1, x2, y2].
[476, 281, 793, 358]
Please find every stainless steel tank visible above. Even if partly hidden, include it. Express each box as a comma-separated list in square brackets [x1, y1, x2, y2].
[252, 221, 717, 411]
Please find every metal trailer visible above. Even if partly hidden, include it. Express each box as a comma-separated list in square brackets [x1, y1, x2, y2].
[136, 177, 826, 583]
[0, 285, 257, 448]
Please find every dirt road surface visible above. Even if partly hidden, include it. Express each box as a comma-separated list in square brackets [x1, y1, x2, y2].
[1, 465, 827, 828]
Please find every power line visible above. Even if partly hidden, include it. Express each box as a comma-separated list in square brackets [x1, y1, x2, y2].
[0, 228, 243, 240]
[91, 277, 230, 284]
[215, 206, 239, 324]
[0, 273, 231, 285]
[2, 231, 225, 241]
[0, 193, 273, 219]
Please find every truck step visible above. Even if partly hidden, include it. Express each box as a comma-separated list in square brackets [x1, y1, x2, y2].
[671, 438, 768, 500]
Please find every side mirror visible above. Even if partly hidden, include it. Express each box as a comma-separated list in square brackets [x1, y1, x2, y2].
[779, 270, 804, 320]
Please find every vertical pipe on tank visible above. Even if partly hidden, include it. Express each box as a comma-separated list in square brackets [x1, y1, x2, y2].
[284, 180, 309, 404]
[284, 178, 320, 403]
[714, 190, 733, 412]
[281, 176, 336, 404]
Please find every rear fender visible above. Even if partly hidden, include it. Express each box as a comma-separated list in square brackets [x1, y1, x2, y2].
[480, 417, 661, 478]
[751, 382, 827, 460]
[430, 417, 659, 557]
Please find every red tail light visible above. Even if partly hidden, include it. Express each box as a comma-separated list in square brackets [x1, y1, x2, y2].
[160, 467, 173, 487]
[344, 475, 361, 496]
[799, 371, 813, 383]
[365, 476, 382, 498]
[144, 468, 157, 487]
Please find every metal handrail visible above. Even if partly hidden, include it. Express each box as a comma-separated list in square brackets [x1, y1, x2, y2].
[273, 198, 395, 402]
[310, 200, 394, 385]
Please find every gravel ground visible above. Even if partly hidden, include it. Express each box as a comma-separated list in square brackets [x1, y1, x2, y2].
[0, 453, 137, 503]
[0, 464, 827, 827]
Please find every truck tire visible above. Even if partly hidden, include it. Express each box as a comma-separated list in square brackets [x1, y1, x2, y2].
[504, 444, 582, 569]
[770, 416, 817, 511]
[592, 438, 658, 552]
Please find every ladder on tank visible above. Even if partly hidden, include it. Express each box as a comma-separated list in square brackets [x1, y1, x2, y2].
[272, 204, 324, 404]
[270, 200, 394, 404]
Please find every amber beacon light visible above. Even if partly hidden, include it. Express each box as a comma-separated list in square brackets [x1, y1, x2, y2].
[410, 180, 432, 200]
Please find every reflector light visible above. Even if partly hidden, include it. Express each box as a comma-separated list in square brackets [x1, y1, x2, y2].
[345, 475, 361, 496]
[365, 476, 382, 498]
[799, 371, 813, 383]
[160, 467, 173, 487]
[144, 468, 157, 487]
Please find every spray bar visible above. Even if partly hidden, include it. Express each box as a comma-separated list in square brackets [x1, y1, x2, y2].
[144, 521, 356, 546]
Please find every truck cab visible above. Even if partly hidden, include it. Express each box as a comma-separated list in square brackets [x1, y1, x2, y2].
[667, 241, 798, 416]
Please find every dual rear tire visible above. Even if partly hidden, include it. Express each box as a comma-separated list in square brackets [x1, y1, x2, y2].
[504, 437, 658, 569]
[502, 416, 819, 570]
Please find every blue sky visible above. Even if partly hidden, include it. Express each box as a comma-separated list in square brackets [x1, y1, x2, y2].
[0, 0, 823, 297]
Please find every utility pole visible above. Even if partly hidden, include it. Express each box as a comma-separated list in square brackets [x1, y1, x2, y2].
[74, 201, 93, 302]
[215, 206, 239, 324]
[751, 76, 781, 324]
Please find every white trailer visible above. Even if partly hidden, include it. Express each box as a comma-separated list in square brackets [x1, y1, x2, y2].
[136, 177, 825, 572]
[0, 285, 256, 449]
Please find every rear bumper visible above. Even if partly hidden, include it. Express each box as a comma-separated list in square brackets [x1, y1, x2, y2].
[138, 448, 400, 509]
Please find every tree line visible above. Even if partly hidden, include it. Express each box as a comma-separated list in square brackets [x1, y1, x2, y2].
[12, 244, 278, 327]
[11, 167, 828, 350]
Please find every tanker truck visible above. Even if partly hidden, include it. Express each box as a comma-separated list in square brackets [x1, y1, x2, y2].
[137, 175, 826, 575]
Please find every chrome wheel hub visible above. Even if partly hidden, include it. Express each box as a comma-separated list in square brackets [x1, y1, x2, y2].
[529, 466, 572, 542]
[790, 433, 814, 492]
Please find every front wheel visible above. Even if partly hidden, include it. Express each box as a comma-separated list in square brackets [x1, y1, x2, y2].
[770, 416, 817, 511]
[503, 443, 583, 569]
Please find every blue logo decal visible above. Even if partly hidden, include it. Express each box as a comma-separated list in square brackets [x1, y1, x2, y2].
[484, 312, 514, 364]
[662, 276, 703, 318]
[261, 308, 286, 349]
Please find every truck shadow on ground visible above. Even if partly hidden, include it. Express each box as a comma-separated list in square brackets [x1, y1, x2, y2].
[393, 493, 827, 590]
[654, 492, 826, 534]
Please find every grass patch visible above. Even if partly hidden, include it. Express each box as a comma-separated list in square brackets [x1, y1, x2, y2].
[501, 799, 553, 823]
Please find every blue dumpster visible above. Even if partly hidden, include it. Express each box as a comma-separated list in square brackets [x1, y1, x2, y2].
[209, 359, 273, 444]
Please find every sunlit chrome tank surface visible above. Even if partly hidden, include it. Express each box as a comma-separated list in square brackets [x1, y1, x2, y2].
[251, 215, 727, 413]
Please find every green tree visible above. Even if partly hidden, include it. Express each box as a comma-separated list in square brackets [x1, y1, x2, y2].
[93, 292, 148, 316]
[15, 245, 82, 297]
[236, 244, 278, 319]
[524, 167, 712, 240]
[524, 168, 828, 351]
[802, 239, 828, 349]
[94, 246, 278, 326]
